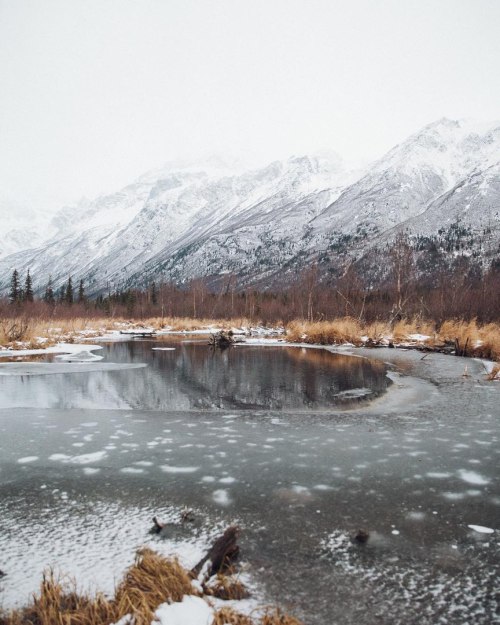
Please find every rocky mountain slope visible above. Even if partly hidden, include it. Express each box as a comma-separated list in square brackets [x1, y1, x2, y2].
[1, 118, 499, 294]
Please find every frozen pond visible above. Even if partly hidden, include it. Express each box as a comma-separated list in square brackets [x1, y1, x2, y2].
[0, 340, 390, 410]
[0, 341, 499, 624]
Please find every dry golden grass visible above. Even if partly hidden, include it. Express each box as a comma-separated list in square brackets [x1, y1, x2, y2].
[1, 571, 117, 625]
[212, 607, 304, 625]
[150, 316, 255, 331]
[363, 320, 391, 342]
[391, 318, 435, 343]
[205, 574, 250, 600]
[114, 548, 196, 625]
[1, 549, 194, 625]
[438, 319, 480, 346]
[0, 317, 106, 349]
[484, 364, 500, 380]
[3, 313, 500, 362]
[260, 609, 305, 625]
[213, 607, 255, 625]
[0, 547, 303, 625]
[286, 318, 363, 345]
[285, 317, 500, 362]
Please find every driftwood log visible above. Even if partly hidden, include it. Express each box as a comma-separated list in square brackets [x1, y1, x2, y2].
[151, 516, 165, 533]
[208, 331, 234, 350]
[352, 529, 370, 544]
[191, 525, 240, 579]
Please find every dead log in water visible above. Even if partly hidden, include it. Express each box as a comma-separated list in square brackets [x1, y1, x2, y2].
[454, 337, 470, 357]
[208, 331, 234, 350]
[191, 525, 240, 579]
[151, 516, 165, 534]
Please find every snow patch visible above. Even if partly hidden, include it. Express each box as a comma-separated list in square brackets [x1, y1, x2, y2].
[153, 596, 213, 625]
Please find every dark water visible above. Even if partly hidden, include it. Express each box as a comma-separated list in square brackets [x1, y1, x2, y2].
[0, 340, 390, 410]
[0, 342, 499, 624]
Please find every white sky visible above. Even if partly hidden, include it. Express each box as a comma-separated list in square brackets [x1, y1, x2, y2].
[0, 0, 499, 212]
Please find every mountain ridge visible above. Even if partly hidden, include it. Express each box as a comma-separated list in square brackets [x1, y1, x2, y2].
[1, 117, 499, 294]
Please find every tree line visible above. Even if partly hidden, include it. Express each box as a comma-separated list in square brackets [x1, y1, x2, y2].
[2, 236, 500, 323]
[9, 270, 85, 306]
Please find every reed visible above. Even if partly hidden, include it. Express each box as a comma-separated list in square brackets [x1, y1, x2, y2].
[0, 548, 302, 625]
[286, 318, 363, 345]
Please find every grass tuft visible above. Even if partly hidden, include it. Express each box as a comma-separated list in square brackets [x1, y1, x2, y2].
[205, 574, 250, 600]
[212, 606, 255, 625]
[260, 608, 305, 625]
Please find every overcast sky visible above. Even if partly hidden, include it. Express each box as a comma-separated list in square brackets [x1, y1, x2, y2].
[0, 0, 499, 212]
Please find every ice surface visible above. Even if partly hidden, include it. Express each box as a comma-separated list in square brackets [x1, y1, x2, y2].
[457, 469, 490, 485]
[160, 465, 199, 473]
[468, 524, 495, 534]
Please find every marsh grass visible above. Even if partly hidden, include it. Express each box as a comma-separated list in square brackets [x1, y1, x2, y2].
[113, 548, 195, 625]
[0, 548, 302, 625]
[212, 607, 254, 625]
[284, 317, 500, 362]
[285, 318, 363, 345]
[205, 573, 250, 601]
[2, 314, 500, 363]
[260, 609, 305, 625]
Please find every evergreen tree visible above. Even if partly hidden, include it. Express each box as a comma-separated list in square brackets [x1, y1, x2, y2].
[44, 276, 55, 305]
[24, 269, 34, 303]
[58, 284, 66, 303]
[66, 276, 74, 305]
[78, 279, 85, 303]
[9, 269, 21, 304]
[125, 289, 135, 316]
[150, 281, 158, 305]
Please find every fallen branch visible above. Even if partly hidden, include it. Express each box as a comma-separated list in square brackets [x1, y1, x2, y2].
[191, 526, 240, 580]
[208, 331, 234, 350]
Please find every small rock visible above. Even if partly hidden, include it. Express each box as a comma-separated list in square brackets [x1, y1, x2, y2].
[151, 516, 165, 534]
[352, 529, 370, 544]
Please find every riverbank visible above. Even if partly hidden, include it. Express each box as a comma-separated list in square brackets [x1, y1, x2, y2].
[0, 540, 301, 625]
[1, 316, 499, 378]
[1, 339, 498, 624]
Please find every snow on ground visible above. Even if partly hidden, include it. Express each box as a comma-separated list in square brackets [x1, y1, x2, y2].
[153, 596, 213, 625]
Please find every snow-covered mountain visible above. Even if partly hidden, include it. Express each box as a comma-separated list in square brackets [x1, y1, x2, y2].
[1, 118, 499, 294]
[0, 194, 58, 259]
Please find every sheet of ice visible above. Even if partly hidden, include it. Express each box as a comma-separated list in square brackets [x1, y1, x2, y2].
[212, 489, 231, 506]
[17, 456, 39, 463]
[0, 362, 146, 376]
[152, 347, 176, 351]
[82, 467, 101, 475]
[49, 451, 107, 465]
[56, 350, 103, 362]
[219, 476, 237, 484]
[457, 469, 490, 485]
[160, 465, 199, 474]
[426, 472, 452, 479]
[153, 596, 213, 625]
[0, 343, 103, 359]
[467, 524, 495, 534]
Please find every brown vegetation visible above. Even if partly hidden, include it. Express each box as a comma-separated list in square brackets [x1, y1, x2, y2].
[2, 312, 500, 364]
[0, 546, 303, 625]
[284, 317, 500, 362]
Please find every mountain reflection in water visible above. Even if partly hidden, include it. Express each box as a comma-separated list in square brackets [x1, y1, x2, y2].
[0, 341, 390, 411]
